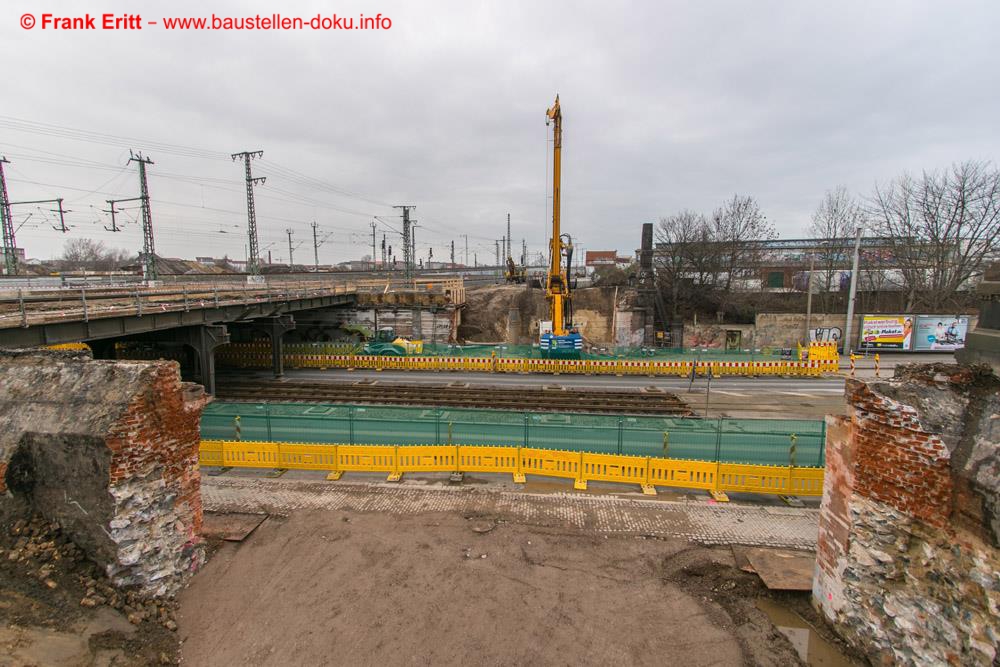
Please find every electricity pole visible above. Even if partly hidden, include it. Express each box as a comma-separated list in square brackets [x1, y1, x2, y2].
[128, 151, 156, 281]
[311, 221, 320, 270]
[286, 228, 295, 267]
[506, 213, 511, 261]
[522, 239, 527, 266]
[394, 205, 416, 279]
[411, 223, 418, 273]
[464, 234, 469, 266]
[370, 220, 377, 270]
[450, 240, 455, 266]
[232, 150, 265, 276]
[495, 239, 501, 267]
[381, 234, 387, 268]
[103, 200, 125, 232]
[804, 254, 815, 344]
[0, 157, 15, 275]
[843, 227, 863, 355]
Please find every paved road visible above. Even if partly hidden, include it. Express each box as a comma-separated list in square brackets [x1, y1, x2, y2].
[201, 474, 820, 549]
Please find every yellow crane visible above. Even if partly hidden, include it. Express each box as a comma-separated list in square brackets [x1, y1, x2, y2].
[541, 95, 582, 357]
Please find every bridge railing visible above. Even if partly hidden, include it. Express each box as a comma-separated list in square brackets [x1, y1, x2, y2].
[0, 281, 358, 329]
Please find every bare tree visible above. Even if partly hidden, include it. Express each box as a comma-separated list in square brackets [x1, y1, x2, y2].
[869, 160, 1000, 311]
[809, 186, 867, 308]
[711, 194, 775, 293]
[61, 238, 132, 271]
[655, 211, 711, 317]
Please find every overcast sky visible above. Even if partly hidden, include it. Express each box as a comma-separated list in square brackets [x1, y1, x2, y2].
[3, 0, 999, 265]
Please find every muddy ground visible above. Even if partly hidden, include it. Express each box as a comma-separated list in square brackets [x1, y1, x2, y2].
[0, 516, 180, 666]
[178, 509, 862, 667]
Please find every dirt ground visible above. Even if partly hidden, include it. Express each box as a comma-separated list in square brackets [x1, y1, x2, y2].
[177, 509, 857, 667]
[459, 285, 619, 345]
[0, 516, 180, 666]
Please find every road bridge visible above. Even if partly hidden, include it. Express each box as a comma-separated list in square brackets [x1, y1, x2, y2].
[0, 281, 357, 393]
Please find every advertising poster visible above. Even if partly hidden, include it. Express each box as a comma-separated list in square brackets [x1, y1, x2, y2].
[913, 316, 969, 351]
[859, 315, 913, 350]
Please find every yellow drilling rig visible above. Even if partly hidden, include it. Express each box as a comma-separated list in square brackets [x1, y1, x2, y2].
[540, 95, 582, 357]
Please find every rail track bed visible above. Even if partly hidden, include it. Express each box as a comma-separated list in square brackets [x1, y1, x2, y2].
[214, 380, 693, 416]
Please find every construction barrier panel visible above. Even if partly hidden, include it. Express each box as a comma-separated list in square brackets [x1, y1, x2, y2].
[215, 343, 838, 377]
[202, 402, 828, 467]
[200, 439, 825, 499]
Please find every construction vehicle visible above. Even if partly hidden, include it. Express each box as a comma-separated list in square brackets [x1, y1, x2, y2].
[362, 326, 424, 356]
[504, 256, 526, 284]
[540, 95, 583, 358]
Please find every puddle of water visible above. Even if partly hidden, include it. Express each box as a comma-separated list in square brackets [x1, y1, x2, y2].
[756, 598, 855, 666]
[0, 606, 136, 667]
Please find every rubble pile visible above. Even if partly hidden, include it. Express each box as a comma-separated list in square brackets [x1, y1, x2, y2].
[2, 515, 179, 632]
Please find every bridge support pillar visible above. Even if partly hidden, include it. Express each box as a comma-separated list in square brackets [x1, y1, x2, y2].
[183, 325, 230, 395]
[254, 315, 296, 378]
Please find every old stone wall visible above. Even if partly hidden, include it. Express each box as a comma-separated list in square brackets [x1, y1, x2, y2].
[265, 306, 458, 344]
[814, 364, 1000, 665]
[1, 349, 208, 598]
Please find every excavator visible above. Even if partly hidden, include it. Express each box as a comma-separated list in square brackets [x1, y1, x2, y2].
[504, 255, 526, 284]
[539, 95, 583, 358]
[361, 326, 424, 356]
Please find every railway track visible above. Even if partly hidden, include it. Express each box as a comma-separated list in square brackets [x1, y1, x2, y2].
[214, 380, 693, 416]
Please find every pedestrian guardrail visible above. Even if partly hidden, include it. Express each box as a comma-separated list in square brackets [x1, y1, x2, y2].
[199, 440, 824, 500]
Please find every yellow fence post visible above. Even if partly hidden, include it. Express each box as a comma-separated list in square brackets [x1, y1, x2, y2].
[513, 445, 526, 484]
[573, 450, 587, 490]
[710, 457, 729, 502]
[641, 457, 656, 496]
[387, 444, 402, 482]
[325, 444, 342, 480]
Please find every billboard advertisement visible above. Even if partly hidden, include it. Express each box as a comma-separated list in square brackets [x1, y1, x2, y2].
[913, 316, 969, 351]
[859, 315, 913, 350]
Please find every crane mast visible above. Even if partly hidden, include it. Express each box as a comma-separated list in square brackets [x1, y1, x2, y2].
[546, 95, 568, 336]
[541, 95, 581, 357]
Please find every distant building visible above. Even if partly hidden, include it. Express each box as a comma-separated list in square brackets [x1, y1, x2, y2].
[584, 250, 631, 274]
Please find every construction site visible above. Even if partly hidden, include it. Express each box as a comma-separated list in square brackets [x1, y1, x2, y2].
[3, 4, 1000, 665]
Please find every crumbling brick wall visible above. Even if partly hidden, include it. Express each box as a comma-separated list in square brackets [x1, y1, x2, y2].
[814, 364, 1000, 665]
[0, 349, 209, 598]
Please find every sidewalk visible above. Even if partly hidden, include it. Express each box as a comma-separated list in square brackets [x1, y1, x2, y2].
[201, 474, 820, 550]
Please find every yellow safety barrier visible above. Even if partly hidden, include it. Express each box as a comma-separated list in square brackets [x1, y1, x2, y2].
[215, 344, 838, 377]
[200, 440, 825, 501]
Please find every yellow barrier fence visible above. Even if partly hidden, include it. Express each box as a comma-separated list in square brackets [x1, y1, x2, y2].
[200, 440, 825, 501]
[216, 345, 837, 377]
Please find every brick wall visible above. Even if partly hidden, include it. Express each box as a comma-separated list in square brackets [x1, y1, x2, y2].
[844, 379, 953, 529]
[1, 350, 209, 598]
[814, 365, 1000, 665]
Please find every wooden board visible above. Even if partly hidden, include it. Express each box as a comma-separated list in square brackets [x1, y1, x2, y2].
[201, 512, 267, 542]
[746, 548, 815, 591]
